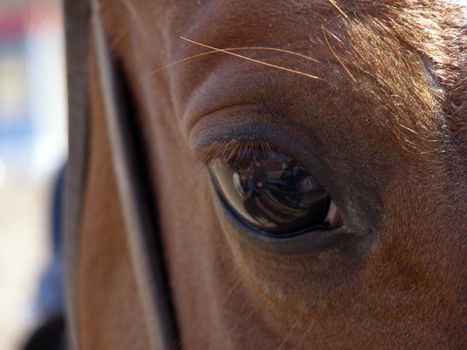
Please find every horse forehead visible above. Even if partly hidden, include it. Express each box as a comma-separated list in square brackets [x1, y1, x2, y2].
[108, 0, 460, 151]
[118, 0, 441, 68]
[159, 3, 441, 138]
[160, 1, 356, 46]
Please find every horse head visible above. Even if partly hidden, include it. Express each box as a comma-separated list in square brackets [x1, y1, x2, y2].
[67, 1, 466, 348]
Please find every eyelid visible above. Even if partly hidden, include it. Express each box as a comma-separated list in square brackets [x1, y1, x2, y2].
[191, 121, 331, 190]
[192, 121, 380, 252]
[193, 131, 326, 170]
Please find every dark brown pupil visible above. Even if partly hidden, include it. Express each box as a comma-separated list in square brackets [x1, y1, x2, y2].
[210, 150, 339, 237]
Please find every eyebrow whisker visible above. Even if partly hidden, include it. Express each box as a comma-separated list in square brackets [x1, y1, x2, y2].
[322, 26, 356, 82]
[179, 36, 324, 81]
[328, 0, 349, 19]
[140, 45, 321, 81]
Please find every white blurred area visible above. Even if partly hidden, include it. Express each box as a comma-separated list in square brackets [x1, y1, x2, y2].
[0, 0, 66, 349]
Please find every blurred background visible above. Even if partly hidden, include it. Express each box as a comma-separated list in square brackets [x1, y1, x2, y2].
[0, 0, 66, 349]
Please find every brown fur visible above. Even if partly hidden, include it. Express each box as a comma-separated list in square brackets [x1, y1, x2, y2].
[74, 0, 466, 349]
[77, 50, 151, 350]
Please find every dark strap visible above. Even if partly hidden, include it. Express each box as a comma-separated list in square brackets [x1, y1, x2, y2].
[63, 1, 90, 349]
[91, 1, 179, 349]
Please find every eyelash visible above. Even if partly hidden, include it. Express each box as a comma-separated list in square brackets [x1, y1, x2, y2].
[197, 138, 275, 166]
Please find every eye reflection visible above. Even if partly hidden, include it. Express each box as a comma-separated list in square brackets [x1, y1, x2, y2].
[210, 149, 342, 237]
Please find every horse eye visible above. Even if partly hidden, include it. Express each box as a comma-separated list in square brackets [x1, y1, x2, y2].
[209, 149, 343, 237]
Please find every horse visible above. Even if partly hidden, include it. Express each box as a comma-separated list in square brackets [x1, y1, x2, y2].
[63, 0, 466, 349]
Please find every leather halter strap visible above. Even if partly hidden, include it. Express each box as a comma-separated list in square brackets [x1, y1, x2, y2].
[91, 2, 179, 349]
[64, 1, 179, 349]
[63, 1, 90, 349]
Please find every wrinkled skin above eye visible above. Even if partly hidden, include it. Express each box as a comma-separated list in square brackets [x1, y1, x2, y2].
[210, 149, 342, 237]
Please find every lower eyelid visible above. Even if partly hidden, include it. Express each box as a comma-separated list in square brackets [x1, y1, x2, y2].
[211, 182, 354, 255]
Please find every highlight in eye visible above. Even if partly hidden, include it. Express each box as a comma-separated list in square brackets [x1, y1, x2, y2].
[201, 139, 343, 237]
